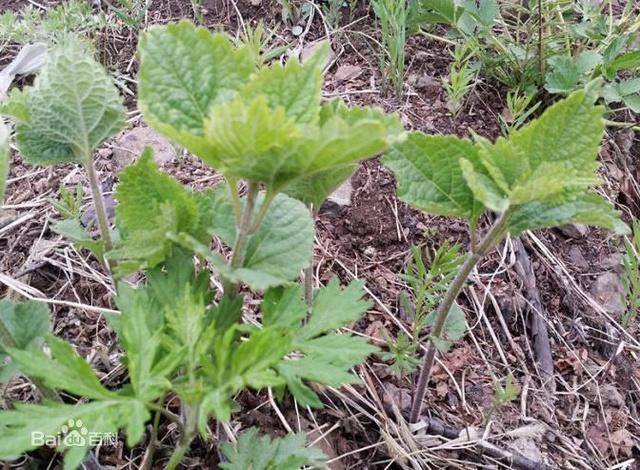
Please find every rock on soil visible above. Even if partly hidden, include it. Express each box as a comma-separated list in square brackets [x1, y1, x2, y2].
[590, 272, 625, 317]
[112, 126, 177, 170]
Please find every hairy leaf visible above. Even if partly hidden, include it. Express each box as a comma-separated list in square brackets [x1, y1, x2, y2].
[384, 134, 485, 221]
[138, 21, 255, 158]
[2, 39, 125, 164]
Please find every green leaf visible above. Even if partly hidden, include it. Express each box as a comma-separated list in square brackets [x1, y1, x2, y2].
[274, 279, 378, 407]
[111, 284, 178, 402]
[3, 39, 125, 164]
[51, 218, 106, 259]
[138, 20, 255, 158]
[0, 398, 149, 468]
[0, 300, 50, 382]
[606, 50, 640, 75]
[176, 192, 314, 290]
[220, 427, 326, 470]
[9, 335, 115, 400]
[383, 134, 485, 221]
[109, 149, 216, 273]
[464, 90, 605, 210]
[240, 43, 328, 125]
[508, 191, 629, 236]
[0, 120, 8, 203]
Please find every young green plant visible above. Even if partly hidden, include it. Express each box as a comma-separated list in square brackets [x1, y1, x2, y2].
[372, 0, 408, 96]
[1, 39, 126, 258]
[384, 87, 629, 422]
[0, 21, 400, 468]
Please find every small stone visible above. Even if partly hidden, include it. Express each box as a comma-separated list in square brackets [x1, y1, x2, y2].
[327, 179, 353, 207]
[601, 384, 625, 408]
[112, 126, 177, 170]
[509, 437, 544, 463]
[333, 64, 362, 83]
[559, 223, 588, 238]
[601, 252, 623, 270]
[415, 75, 441, 96]
[567, 246, 589, 270]
[590, 272, 625, 317]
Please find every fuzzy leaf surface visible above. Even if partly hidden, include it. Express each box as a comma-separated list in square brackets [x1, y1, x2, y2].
[138, 21, 254, 157]
[2, 40, 125, 164]
[383, 134, 485, 221]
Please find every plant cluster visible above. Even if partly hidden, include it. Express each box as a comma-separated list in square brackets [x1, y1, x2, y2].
[0, 22, 402, 468]
[0, 12, 633, 469]
[0, 0, 107, 45]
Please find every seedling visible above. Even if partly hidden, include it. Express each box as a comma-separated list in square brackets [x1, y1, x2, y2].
[384, 87, 629, 422]
[0, 21, 399, 468]
[220, 427, 326, 469]
[372, 0, 408, 96]
[443, 43, 478, 117]
[622, 220, 640, 325]
[1, 39, 126, 258]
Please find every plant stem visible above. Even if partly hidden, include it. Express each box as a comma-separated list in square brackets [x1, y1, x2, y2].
[166, 404, 198, 470]
[409, 212, 510, 423]
[304, 205, 318, 307]
[223, 182, 259, 297]
[85, 159, 113, 253]
[140, 410, 161, 470]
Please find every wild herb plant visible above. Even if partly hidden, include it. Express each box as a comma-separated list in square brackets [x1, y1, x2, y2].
[622, 220, 640, 326]
[220, 427, 326, 469]
[49, 184, 85, 221]
[498, 89, 541, 136]
[384, 87, 629, 422]
[372, 0, 408, 96]
[0, 21, 399, 468]
[442, 43, 477, 117]
[109, 0, 152, 29]
[0, 1, 107, 44]
[1, 39, 126, 258]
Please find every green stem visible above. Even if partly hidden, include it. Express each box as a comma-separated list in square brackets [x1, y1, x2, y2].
[222, 182, 259, 297]
[166, 404, 198, 470]
[409, 212, 510, 423]
[140, 410, 162, 470]
[304, 205, 318, 307]
[605, 120, 640, 132]
[85, 159, 113, 253]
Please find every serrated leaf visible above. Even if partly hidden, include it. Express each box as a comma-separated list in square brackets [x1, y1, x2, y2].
[52, 218, 106, 259]
[274, 279, 377, 407]
[383, 134, 485, 221]
[109, 149, 216, 273]
[606, 50, 640, 74]
[177, 192, 314, 290]
[0, 398, 149, 468]
[220, 427, 326, 470]
[0, 300, 50, 382]
[3, 39, 125, 164]
[508, 191, 629, 236]
[463, 91, 605, 212]
[138, 21, 255, 158]
[9, 335, 115, 401]
[240, 44, 328, 125]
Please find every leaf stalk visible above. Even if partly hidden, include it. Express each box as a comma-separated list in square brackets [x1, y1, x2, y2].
[409, 211, 510, 423]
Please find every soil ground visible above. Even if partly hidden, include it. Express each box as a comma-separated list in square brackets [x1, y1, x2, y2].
[1, 0, 639, 468]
